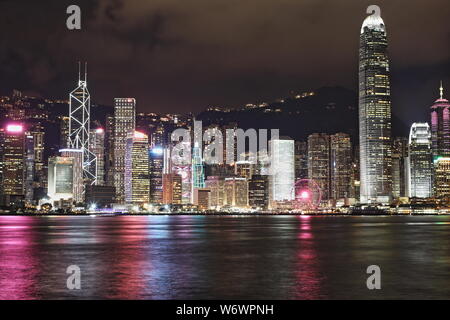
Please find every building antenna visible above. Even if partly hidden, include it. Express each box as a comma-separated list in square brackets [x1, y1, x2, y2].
[78, 61, 81, 82]
[84, 62, 88, 83]
[440, 80, 444, 100]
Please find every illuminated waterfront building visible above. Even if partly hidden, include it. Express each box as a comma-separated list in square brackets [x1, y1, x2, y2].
[125, 131, 149, 205]
[248, 174, 269, 210]
[392, 137, 408, 198]
[407, 123, 433, 198]
[114, 98, 136, 203]
[191, 142, 205, 203]
[105, 115, 115, 187]
[224, 177, 248, 208]
[205, 176, 225, 209]
[89, 128, 105, 185]
[193, 188, 210, 211]
[60, 149, 84, 203]
[162, 173, 182, 205]
[307, 133, 330, 201]
[235, 160, 255, 180]
[59, 116, 70, 149]
[1, 124, 25, 205]
[294, 141, 308, 181]
[162, 148, 182, 205]
[430, 82, 450, 159]
[330, 133, 352, 200]
[434, 157, 450, 198]
[149, 146, 164, 203]
[48, 156, 74, 201]
[24, 133, 35, 203]
[68, 63, 97, 185]
[269, 137, 295, 204]
[359, 9, 392, 203]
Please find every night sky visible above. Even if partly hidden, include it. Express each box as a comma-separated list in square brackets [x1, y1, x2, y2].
[0, 0, 448, 129]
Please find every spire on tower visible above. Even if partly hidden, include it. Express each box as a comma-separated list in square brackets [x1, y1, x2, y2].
[78, 61, 81, 82]
[440, 80, 444, 100]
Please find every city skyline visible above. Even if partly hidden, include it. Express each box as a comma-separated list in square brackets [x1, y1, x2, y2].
[0, 1, 447, 130]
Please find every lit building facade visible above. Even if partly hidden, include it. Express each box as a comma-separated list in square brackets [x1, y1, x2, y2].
[114, 98, 136, 203]
[224, 177, 248, 208]
[430, 83, 450, 159]
[407, 123, 433, 198]
[125, 131, 149, 205]
[434, 157, 450, 198]
[269, 137, 295, 204]
[205, 176, 225, 209]
[294, 141, 308, 181]
[60, 149, 84, 203]
[307, 133, 330, 201]
[149, 146, 164, 203]
[359, 10, 392, 203]
[89, 128, 105, 185]
[392, 137, 408, 198]
[48, 156, 74, 201]
[1, 124, 25, 205]
[330, 133, 352, 200]
[248, 174, 269, 210]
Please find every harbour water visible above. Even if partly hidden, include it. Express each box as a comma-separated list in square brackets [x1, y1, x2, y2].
[0, 215, 449, 299]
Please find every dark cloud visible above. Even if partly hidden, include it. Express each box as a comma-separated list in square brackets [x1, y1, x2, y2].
[0, 0, 448, 133]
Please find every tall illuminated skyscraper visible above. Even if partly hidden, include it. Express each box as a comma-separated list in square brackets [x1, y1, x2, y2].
[392, 137, 408, 198]
[149, 146, 164, 203]
[269, 137, 295, 205]
[359, 8, 392, 203]
[434, 157, 450, 197]
[1, 124, 25, 205]
[406, 123, 433, 198]
[192, 142, 205, 190]
[330, 133, 352, 200]
[308, 133, 330, 202]
[68, 63, 97, 185]
[430, 82, 450, 159]
[125, 131, 149, 205]
[89, 128, 105, 185]
[114, 98, 136, 203]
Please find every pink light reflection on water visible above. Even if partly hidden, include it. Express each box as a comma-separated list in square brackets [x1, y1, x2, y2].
[0, 216, 39, 299]
[295, 216, 326, 299]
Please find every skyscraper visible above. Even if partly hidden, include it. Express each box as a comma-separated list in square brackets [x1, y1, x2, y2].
[434, 157, 450, 198]
[248, 174, 269, 210]
[68, 63, 97, 185]
[392, 137, 408, 198]
[407, 123, 433, 198]
[359, 8, 392, 203]
[48, 156, 74, 201]
[269, 137, 295, 205]
[294, 141, 308, 181]
[60, 149, 84, 203]
[307, 133, 330, 201]
[330, 133, 352, 200]
[114, 98, 136, 203]
[149, 146, 164, 203]
[224, 177, 248, 208]
[89, 128, 105, 185]
[125, 131, 149, 205]
[1, 124, 25, 206]
[430, 82, 450, 159]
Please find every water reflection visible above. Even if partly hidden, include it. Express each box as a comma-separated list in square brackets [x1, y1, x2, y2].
[0, 215, 449, 299]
